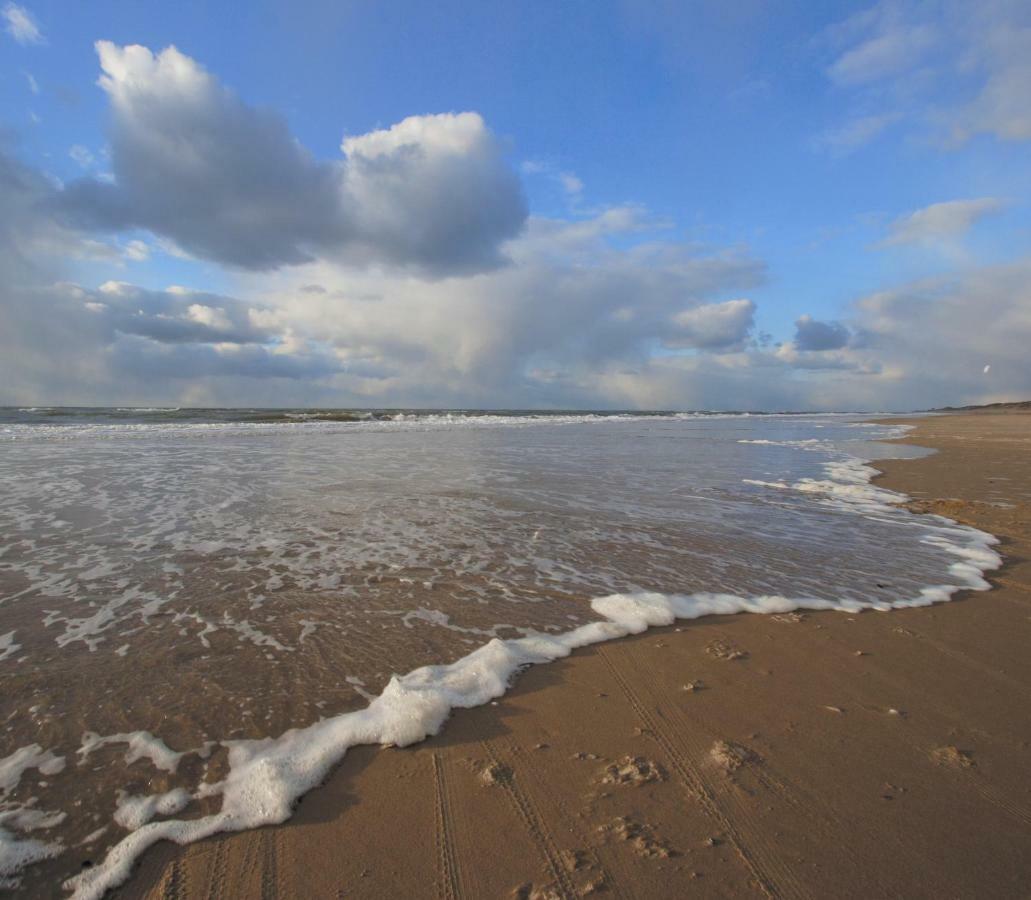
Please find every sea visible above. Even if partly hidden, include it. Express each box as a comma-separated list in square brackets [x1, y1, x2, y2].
[0, 408, 1000, 897]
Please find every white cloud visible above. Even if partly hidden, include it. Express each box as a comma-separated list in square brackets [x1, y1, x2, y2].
[223, 209, 766, 406]
[816, 112, 899, 154]
[122, 239, 149, 262]
[880, 197, 1005, 247]
[521, 159, 585, 202]
[558, 172, 584, 197]
[823, 0, 1031, 146]
[666, 299, 755, 350]
[2, 2, 42, 45]
[828, 20, 937, 86]
[57, 43, 526, 274]
[949, 15, 1031, 142]
[68, 145, 95, 169]
[791, 314, 851, 351]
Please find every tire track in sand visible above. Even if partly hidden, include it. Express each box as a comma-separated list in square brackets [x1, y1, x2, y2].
[432, 752, 464, 900]
[259, 829, 281, 900]
[597, 645, 808, 900]
[504, 739, 620, 895]
[159, 855, 185, 900]
[202, 837, 229, 900]
[618, 640, 911, 897]
[479, 739, 578, 899]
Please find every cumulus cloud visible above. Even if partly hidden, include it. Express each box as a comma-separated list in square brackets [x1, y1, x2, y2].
[2, 2, 42, 45]
[225, 210, 766, 406]
[0, 143, 342, 404]
[57, 43, 526, 274]
[666, 299, 755, 350]
[10, 120, 1026, 413]
[561, 258, 1031, 413]
[880, 197, 1005, 247]
[80, 281, 274, 345]
[792, 314, 851, 351]
[848, 260, 1031, 405]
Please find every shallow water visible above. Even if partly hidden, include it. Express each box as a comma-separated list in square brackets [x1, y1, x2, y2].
[0, 412, 998, 895]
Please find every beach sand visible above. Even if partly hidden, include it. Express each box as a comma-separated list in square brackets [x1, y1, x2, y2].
[118, 412, 1031, 899]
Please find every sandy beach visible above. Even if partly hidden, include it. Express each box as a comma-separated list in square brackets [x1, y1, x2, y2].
[110, 411, 1031, 900]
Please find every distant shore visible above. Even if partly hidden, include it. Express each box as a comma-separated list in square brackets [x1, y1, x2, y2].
[121, 412, 1031, 900]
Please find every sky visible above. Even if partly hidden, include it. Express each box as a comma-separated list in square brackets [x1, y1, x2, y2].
[1, 0, 1029, 411]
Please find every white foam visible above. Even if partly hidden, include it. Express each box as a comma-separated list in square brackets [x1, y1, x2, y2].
[0, 745, 68, 888]
[1, 411, 845, 443]
[0, 745, 66, 794]
[65, 453, 1001, 899]
[737, 438, 824, 447]
[113, 790, 191, 831]
[77, 732, 184, 774]
[0, 632, 20, 663]
[0, 825, 63, 890]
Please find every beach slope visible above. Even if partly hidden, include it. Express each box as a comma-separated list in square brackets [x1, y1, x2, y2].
[121, 413, 1031, 899]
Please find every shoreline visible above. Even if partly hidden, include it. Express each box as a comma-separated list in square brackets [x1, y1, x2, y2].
[104, 413, 1031, 898]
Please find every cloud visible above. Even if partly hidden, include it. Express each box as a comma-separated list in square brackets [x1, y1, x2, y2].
[56, 43, 526, 274]
[2, 124, 1028, 412]
[1, 277, 342, 402]
[338, 111, 527, 273]
[815, 112, 899, 154]
[666, 299, 755, 350]
[81, 280, 274, 345]
[522, 159, 585, 201]
[0, 142, 343, 403]
[68, 145, 95, 169]
[122, 239, 149, 262]
[2, 2, 42, 45]
[847, 260, 1031, 406]
[948, 10, 1031, 142]
[823, 1, 1031, 146]
[578, 259, 1031, 412]
[828, 17, 937, 86]
[792, 315, 851, 351]
[880, 197, 1005, 247]
[226, 209, 767, 406]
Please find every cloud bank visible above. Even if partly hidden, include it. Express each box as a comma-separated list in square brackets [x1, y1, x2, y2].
[2, 29, 1029, 412]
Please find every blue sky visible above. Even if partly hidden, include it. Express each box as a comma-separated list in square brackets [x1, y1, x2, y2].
[1, 0, 1029, 409]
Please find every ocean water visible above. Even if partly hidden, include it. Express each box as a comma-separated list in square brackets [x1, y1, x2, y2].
[0, 410, 999, 896]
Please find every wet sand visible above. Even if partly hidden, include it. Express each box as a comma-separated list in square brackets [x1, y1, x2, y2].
[120, 413, 1031, 899]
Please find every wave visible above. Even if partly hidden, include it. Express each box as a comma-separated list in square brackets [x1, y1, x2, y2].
[1, 410, 903, 443]
[64, 440, 1001, 900]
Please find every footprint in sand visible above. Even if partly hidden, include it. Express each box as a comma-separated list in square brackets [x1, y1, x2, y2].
[597, 816, 673, 859]
[598, 755, 665, 787]
[706, 640, 748, 661]
[479, 761, 514, 786]
[709, 740, 761, 773]
[930, 746, 975, 769]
